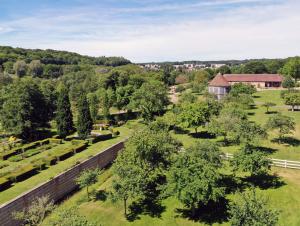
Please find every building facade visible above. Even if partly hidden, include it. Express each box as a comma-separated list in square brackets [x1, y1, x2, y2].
[208, 73, 283, 99]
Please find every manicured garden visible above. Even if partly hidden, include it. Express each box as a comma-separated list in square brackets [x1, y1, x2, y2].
[0, 126, 132, 204]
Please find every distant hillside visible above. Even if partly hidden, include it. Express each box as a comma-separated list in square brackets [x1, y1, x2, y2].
[0, 46, 131, 67]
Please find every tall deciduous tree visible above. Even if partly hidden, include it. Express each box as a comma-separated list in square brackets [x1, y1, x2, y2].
[77, 94, 93, 139]
[284, 92, 300, 111]
[229, 189, 278, 226]
[13, 60, 27, 77]
[76, 169, 100, 199]
[56, 85, 74, 138]
[130, 80, 169, 121]
[231, 144, 271, 176]
[266, 113, 295, 140]
[281, 57, 300, 82]
[178, 102, 210, 133]
[262, 102, 276, 114]
[28, 60, 43, 77]
[87, 92, 99, 122]
[0, 78, 50, 139]
[167, 141, 224, 216]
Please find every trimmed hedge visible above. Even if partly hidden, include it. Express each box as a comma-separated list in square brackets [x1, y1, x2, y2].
[55, 148, 74, 161]
[89, 133, 113, 144]
[48, 138, 62, 144]
[73, 141, 88, 153]
[7, 165, 37, 182]
[8, 155, 23, 162]
[44, 155, 57, 166]
[0, 147, 22, 160]
[0, 177, 11, 191]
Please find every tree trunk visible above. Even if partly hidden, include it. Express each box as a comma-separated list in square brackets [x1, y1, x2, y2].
[87, 186, 89, 199]
[195, 127, 198, 134]
[292, 105, 295, 112]
[191, 204, 196, 218]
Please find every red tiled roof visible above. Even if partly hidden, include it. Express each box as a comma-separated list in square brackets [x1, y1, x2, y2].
[223, 74, 283, 82]
[209, 74, 230, 87]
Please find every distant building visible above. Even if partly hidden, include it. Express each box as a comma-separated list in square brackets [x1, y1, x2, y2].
[211, 64, 226, 68]
[208, 73, 283, 99]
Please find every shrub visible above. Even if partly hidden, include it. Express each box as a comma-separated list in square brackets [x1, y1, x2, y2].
[48, 138, 62, 144]
[0, 147, 22, 160]
[32, 160, 47, 171]
[24, 149, 42, 158]
[0, 163, 8, 169]
[113, 130, 120, 136]
[0, 177, 11, 191]
[8, 165, 37, 182]
[73, 142, 88, 153]
[8, 155, 23, 162]
[90, 134, 113, 143]
[175, 85, 185, 92]
[44, 155, 57, 166]
[55, 148, 74, 161]
[22, 141, 40, 152]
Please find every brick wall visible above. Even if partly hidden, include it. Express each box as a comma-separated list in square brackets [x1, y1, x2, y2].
[0, 141, 125, 226]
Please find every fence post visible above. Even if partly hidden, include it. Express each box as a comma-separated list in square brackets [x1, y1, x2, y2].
[285, 160, 287, 168]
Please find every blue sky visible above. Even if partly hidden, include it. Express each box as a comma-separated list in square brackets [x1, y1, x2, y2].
[0, 0, 299, 62]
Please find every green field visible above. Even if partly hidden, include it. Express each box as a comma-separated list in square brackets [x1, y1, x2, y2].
[0, 126, 132, 204]
[42, 90, 300, 226]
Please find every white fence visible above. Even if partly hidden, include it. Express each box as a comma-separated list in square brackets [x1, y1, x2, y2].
[222, 153, 300, 170]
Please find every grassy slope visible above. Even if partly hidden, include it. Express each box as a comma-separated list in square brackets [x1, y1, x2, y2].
[0, 126, 132, 204]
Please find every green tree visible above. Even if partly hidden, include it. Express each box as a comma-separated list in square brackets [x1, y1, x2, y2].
[28, 60, 43, 77]
[87, 92, 99, 122]
[266, 113, 295, 140]
[167, 141, 224, 216]
[179, 92, 197, 104]
[229, 83, 256, 97]
[178, 102, 209, 133]
[76, 169, 100, 199]
[282, 75, 295, 89]
[111, 128, 180, 216]
[49, 207, 97, 226]
[13, 60, 27, 77]
[56, 85, 74, 138]
[114, 85, 134, 111]
[111, 150, 147, 216]
[284, 92, 300, 111]
[262, 102, 276, 114]
[243, 61, 268, 74]
[229, 189, 278, 226]
[231, 144, 271, 176]
[281, 57, 300, 82]
[77, 94, 93, 139]
[216, 65, 231, 74]
[13, 195, 55, 226]
[0, 78, 50, 139]
[130, 81, 169, 121]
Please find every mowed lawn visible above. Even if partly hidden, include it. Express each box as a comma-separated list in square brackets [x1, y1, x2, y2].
[0, 126, 132, 205]
[174, 90, 300, 161]
[42, 166, 300, 226]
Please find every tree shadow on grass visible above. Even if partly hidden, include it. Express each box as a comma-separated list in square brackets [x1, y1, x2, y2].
[189, 131, 216, 139]
[94, 190, 108, 201]
[243, 173, 286, 190]
[248, 112, 255, 116]
[127, 198, 166, 222]
[256, 146, 277, 154]
[173, 126, 189, 134]
[265, 111, 278, 115]
[272, 137, 300, 147]
[175, 198, 229, 225]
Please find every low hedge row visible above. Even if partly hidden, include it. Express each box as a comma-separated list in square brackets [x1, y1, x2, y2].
[7, 165, 37, 182]
[0, 177, 11, 191]
[0, 138, 62, 160]
[88, 133, 113, 144]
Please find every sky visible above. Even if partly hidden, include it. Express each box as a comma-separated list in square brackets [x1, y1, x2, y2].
[0, 0, 299, 62]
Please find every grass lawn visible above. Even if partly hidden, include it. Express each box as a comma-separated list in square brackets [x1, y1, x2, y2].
[173, 90, 300, 161]
[42, 166, 300, 226]
[0, 126, 133, 205]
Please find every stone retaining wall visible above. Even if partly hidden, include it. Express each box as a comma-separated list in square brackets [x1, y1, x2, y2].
[0, 141, 125, 226]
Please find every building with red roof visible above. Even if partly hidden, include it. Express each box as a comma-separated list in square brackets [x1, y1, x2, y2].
[208, 73, 283, 99]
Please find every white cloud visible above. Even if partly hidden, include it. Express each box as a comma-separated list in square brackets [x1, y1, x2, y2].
[0, 0, 299, 62]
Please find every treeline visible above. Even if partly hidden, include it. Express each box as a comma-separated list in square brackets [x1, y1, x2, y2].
[0, 46, 131, 79]
[0, 62, 172, 140]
